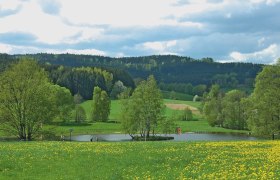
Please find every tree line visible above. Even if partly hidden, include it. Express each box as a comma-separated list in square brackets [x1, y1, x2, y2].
[0, 55, 135, 101]
[203, 60, 280, 136]
[0, 59, 115, 140]
[1, 53, 263, 94]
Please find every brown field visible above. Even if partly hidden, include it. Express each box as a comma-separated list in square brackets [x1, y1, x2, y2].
[165, 103, 200, 114]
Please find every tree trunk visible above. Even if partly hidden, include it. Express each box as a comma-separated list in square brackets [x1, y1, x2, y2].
[27, 133, 32, 141]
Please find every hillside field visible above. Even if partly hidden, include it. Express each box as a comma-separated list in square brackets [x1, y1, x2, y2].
[0, 141, 279, 179]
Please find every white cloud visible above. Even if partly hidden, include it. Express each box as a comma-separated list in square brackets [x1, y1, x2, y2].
[227, 44, 280, 64]
[0, 43, 12, 53]
[0, 0, 103, 44]
[0, 0, 22, 10]
[141, 40, 177, 54]
[0, 0, 279, 63]
[38, 0, 61, 15]
[60, 0, 184, 27]
[59, 49, 106, 56]
[0, 42, 106, 56]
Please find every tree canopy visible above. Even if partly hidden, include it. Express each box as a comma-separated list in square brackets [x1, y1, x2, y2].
[245, 64, 280, 136]
[91, 86, 110, 122]
[120, 75, 165, 138]
[203, 85, 224, 127]
[0, 60, 57, 140]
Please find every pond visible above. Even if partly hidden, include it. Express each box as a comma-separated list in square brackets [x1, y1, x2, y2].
[69, 132, 258, 142]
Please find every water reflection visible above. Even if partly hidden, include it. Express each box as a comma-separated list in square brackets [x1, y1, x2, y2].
[69, 133, 258, 142]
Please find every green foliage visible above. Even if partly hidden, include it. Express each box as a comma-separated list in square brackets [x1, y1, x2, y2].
[91, 86, 110, 122]
[74, 105, 87, 123]
[203, 85, 248, 130]
[193, 84, 207, 96]
[203, 85, 224, 127]
[245, 65, 280, 136]
[160, 118, 177, 134]
[51, 85, 74, 122]
[161, 90, 193, 101]
[212, 73, 239, 89]
[8, 53, 262, 93]
[110, 80, 127, 99]
[0, 59, 57, 140]
[181, 107, 193, 121]
[100, 90, 110, 121]
[159, 83, 208, 97]
[43, 64, 135, 100]
[120, 75, 165, 138]
[222, 90, 247, 130]
[73, 93, 84, 104]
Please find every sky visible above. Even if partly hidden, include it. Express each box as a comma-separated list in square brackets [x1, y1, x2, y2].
[0, 0, 280, 64]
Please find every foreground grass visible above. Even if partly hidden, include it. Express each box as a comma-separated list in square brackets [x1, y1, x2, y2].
[0, 141, 279, 179]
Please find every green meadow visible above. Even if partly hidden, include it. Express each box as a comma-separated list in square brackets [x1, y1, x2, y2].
[38, 99, 247, 137]
[0, 99, 247, 138]
[0, 141, 279, 179]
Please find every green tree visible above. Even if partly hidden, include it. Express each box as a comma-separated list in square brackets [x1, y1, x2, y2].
[100, 90, 110, 121]
[75, 105, 87, 123]
[245, 64, 280, 136]
[222, 90, 247, 130]
[203, 85, 224, 127]
[74, 93, 84, 104]
[161, 116, 177, 134]
[120, 75, 165, 138]
[193, 84, 207, 96]
[110, 80, 127, 99]
[91, 86, 110, 122]
[181, 107, 193, 121]
[0, 59, 56, 140]
[52, 85, 74, 122]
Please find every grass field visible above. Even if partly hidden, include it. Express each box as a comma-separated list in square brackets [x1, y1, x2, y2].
[161, 90, 193, 101]
[0, 141, 279, 179]
[76, 99, 247, 134]
[0, 99, 247, 138]
[35, 99, 246, 136]
[36, 99, 247, 136]
[80, 99, 202, 120]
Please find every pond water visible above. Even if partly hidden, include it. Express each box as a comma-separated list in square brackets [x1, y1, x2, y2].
[69, 132, 258, 142]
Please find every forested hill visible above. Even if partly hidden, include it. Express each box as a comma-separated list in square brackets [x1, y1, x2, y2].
[1, 53, 263, 92]
[0, 53, 135, 100]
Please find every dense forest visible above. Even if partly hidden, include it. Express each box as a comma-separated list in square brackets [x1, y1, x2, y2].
[0, 54, 135, 100]
[0, 53, 263, 95]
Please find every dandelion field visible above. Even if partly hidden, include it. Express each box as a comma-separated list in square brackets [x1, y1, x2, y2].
[0, 141, 279, 179]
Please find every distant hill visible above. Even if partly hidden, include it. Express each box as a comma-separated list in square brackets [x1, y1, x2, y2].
[0, 53, 135, 100]
[0, 53, 264, 93]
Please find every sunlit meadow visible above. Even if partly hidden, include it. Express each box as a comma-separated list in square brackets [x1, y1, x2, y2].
[0, 141, 279, 179]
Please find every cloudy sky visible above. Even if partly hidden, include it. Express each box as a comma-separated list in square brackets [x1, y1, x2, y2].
[0, 0, 280, 64]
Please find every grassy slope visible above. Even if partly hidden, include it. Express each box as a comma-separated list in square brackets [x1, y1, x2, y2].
[161, 90, 193, 101]
[0, 141, 279, 179]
